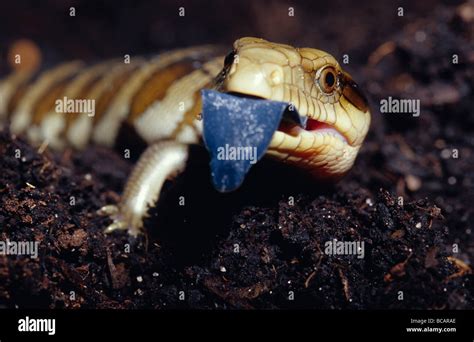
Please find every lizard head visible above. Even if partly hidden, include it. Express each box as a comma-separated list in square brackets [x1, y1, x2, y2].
[217, 37, 371, 179]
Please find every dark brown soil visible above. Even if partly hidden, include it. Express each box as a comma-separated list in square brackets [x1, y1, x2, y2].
[0, 0, 472, 309]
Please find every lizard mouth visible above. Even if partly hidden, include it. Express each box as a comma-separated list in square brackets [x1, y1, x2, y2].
[277, 118, 349, 145]
[226, 91, 349, 145]
[201, 89, 356, 191]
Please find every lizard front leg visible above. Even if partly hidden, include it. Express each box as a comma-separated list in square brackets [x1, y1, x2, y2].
[99, 140, 189, 236]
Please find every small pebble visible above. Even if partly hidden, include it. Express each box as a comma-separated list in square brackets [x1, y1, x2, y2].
[405, 175, 422, 191]
[457, 2, 474, 23]
[415, 30, 427, 42]
[440, 149, 452, 159]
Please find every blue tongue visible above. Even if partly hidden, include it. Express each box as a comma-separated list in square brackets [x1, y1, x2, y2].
[201, 90, 304, 192]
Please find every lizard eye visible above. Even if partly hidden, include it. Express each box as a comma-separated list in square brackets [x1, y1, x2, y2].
[317, 66, 337, 93]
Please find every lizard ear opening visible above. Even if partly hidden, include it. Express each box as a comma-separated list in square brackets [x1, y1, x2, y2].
[340, 72, 369, 112]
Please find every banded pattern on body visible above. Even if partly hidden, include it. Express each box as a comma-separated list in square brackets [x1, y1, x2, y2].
[0, 46, 225, 150]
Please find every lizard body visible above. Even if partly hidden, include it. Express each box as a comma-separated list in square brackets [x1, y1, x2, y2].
[0, 38, 370, 235]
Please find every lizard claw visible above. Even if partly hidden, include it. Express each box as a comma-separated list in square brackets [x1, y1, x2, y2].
[104, 219, 129, 234]
[97, 204, 119, 216]
[97, 204, 142, 236]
